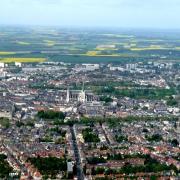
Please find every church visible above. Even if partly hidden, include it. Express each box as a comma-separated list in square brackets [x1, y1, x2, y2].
[65, 87, 98, 103]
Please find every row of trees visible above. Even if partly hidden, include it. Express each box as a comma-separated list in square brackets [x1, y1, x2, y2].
[79, 116, 178, 129]
[37, 110, 65, 120]
[96, 85, 176, 100]
[91, 154, 178, 175]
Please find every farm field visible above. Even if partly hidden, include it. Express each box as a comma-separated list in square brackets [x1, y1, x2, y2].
[0, 58, 46, 63]
[0, 26, 180, 63]
[0, 52, 16, 55]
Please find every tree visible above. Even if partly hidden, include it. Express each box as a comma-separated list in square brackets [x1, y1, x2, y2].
[16, 121, 24, 127]
[27, 157, 67, 178]
[0, 154, 13, 178]
[100, 96, 113, 103]
[82, 128, 100, 143]
[171, 139, 179, 147]
[0, 117, 10, 129]
[37, 110, 65, 120]
[115, 135, 128, 143]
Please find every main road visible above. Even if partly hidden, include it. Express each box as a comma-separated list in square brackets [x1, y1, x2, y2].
[70, 125, 85, 180]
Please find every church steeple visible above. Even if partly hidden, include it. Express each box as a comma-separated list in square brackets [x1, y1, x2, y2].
[82, 81, 85, 91]
[66, 87, 70, 103]
[78, 82, 86, 103]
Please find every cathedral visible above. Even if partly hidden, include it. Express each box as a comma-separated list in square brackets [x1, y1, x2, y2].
[65, 88, 98, 103]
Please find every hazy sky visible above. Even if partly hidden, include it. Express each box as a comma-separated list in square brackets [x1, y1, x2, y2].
[0, 0, 180, 29]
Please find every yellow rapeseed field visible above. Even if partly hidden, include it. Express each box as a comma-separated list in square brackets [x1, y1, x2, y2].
[86, 51, 99, 56]
[16, 41, 30, 45]
[44, 40, 56, 46]
[0, 58, 46, 63]
[131, 45, 168, 51]
[0, 52, 16, 55]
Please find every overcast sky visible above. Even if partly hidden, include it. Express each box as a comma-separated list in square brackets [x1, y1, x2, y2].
[0, 0, 180, 29]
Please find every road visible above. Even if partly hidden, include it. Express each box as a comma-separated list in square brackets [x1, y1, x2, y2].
[70, 125, 85, 180]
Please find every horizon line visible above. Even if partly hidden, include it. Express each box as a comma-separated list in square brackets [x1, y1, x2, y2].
[0, 24, 180, 32]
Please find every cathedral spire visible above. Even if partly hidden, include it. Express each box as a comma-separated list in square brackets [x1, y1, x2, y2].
[78, 82, 86, 103]
[66, 87, 70, 103]
[82, 81, 85, 91]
